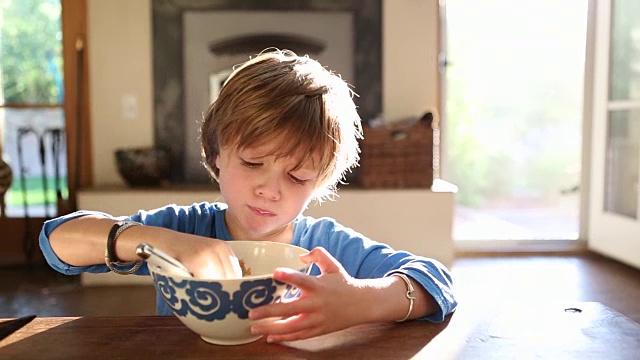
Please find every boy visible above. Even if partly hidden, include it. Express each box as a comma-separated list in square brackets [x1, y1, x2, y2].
[40, 50, 456, 343]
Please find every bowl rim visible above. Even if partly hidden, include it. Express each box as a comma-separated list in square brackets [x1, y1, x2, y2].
[149, 240, 310, 281]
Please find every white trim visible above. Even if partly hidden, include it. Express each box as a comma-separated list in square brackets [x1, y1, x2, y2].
[580, 0, 597, 243]
[438, 0, 448, 179]
[456, 239, 588, 254]
[607, 100, 640, 110]
[589, 0, 611, 238]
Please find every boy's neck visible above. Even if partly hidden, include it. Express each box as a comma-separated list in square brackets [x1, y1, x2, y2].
[226, 218, 294, 244]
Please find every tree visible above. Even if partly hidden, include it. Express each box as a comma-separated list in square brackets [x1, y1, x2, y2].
[1, 0, 62, 105]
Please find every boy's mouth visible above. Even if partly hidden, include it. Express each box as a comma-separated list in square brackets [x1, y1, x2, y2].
[248, 205, 276, 217]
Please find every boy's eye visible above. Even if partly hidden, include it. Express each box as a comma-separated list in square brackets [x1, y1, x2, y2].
[241, 160, 260, 168]
[289, 173, 308, 185]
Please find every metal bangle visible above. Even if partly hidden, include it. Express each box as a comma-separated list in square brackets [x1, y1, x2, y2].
[104, 220, 142, 275]
[391, 273, 417, 322]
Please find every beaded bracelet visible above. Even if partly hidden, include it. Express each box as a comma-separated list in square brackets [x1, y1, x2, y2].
[391, 273, 417, 322]
[104, 220, 143, 275]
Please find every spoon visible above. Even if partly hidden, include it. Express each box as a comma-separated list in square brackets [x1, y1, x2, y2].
[136, 243, 192, 277]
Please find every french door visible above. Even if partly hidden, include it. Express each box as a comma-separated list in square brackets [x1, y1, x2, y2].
[0, 0, 90, 265]
[589, 0, 640, 268]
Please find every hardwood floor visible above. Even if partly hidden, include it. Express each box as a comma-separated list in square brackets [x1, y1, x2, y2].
[0, 267, 156, 318]
[452, 251, 640, 324]
[1, 251, 639, 324]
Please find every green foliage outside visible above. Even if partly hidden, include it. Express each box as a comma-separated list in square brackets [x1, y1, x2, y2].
[6, 175, 68, 206]
[1, 0, 63, 104]
[443, 1, 585, 209]
[444, 75, 489, 207]
[445, 71, 582, 208]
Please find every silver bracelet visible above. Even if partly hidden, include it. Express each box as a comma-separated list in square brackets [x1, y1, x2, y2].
[391, 273, 417, 322]
[104, 220, 143, 275]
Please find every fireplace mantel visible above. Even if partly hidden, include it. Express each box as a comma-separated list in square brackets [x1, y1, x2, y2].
[152, 0, 381, 183]
[77, 180, 456, 286]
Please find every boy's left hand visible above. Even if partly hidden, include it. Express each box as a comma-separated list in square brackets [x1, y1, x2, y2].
[248, 247, 374, 343]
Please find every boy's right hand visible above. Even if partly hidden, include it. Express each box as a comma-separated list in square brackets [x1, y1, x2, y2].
[172, 238, 242, 279]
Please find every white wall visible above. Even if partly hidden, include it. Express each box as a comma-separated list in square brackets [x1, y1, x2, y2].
[87, 0, 440, 186]
[383, 0, 439, 121]
[87, 0, 154, 184]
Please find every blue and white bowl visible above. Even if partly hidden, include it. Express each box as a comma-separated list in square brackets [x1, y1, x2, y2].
[149, 241, 310, 345]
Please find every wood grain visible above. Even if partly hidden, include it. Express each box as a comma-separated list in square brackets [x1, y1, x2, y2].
[1, 303, 639, 360]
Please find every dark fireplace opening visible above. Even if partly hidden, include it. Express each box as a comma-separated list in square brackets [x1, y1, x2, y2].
[152, 0, 381, 184]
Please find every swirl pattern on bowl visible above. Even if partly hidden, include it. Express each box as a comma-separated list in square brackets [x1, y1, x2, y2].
[152, 272, 303, 321]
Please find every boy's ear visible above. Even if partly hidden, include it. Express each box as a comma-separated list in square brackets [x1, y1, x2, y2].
[214, 154, 220, 169]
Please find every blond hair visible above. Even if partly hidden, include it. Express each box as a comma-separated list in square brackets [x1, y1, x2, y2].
[200, 50, 362, 202]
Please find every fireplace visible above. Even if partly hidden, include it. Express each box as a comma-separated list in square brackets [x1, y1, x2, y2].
[152, 0, 381, 183]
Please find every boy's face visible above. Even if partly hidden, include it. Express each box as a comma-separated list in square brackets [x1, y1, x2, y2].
[215, 143, 320, 242]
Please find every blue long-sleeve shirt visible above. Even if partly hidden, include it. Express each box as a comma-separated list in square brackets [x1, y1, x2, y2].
[39, 202, 457, 321]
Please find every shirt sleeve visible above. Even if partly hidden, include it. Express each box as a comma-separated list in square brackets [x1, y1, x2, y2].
[39, 210, 118, 275]
[38, 203, 219, 276]
[295, 217, 457, 322]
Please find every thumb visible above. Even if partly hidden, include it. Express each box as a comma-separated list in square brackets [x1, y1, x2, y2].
[301, 247, 343, 275]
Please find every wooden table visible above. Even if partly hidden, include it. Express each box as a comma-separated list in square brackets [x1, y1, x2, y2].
[1, 302, 639, 359]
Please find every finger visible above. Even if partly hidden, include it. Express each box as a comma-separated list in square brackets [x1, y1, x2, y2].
[272, 267, 316, 290]
[193, 254, 239, 279]
[219, 243, 242, 278]
[301, 247, 342, 274]
[227, 255, 243, 278]
[249, 296, 313, 321]
[197, 261, 225, 279]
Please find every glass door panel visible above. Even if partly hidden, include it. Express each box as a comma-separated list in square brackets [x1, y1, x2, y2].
[2, 108, 67, 217]
[608, 0, 640, 101]
[604, 109, 639, 218]
[604, 0, 640, 219]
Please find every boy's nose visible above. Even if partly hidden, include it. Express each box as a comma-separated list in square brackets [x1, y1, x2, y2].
[256, 175, 281, 201]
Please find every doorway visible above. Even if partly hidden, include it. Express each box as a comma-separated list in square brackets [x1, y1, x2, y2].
[0, 0, 88, 265]
[1, 0, 66, 219]
[441, 0, 590, 242]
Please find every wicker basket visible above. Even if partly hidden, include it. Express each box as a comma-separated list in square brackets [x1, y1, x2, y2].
[358, 114, 435, 188]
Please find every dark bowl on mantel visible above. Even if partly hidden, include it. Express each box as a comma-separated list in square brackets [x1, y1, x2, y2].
[115, 147, 171, 187]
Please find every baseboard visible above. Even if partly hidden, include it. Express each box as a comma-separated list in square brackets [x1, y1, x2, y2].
[455, 239, 588, 258]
